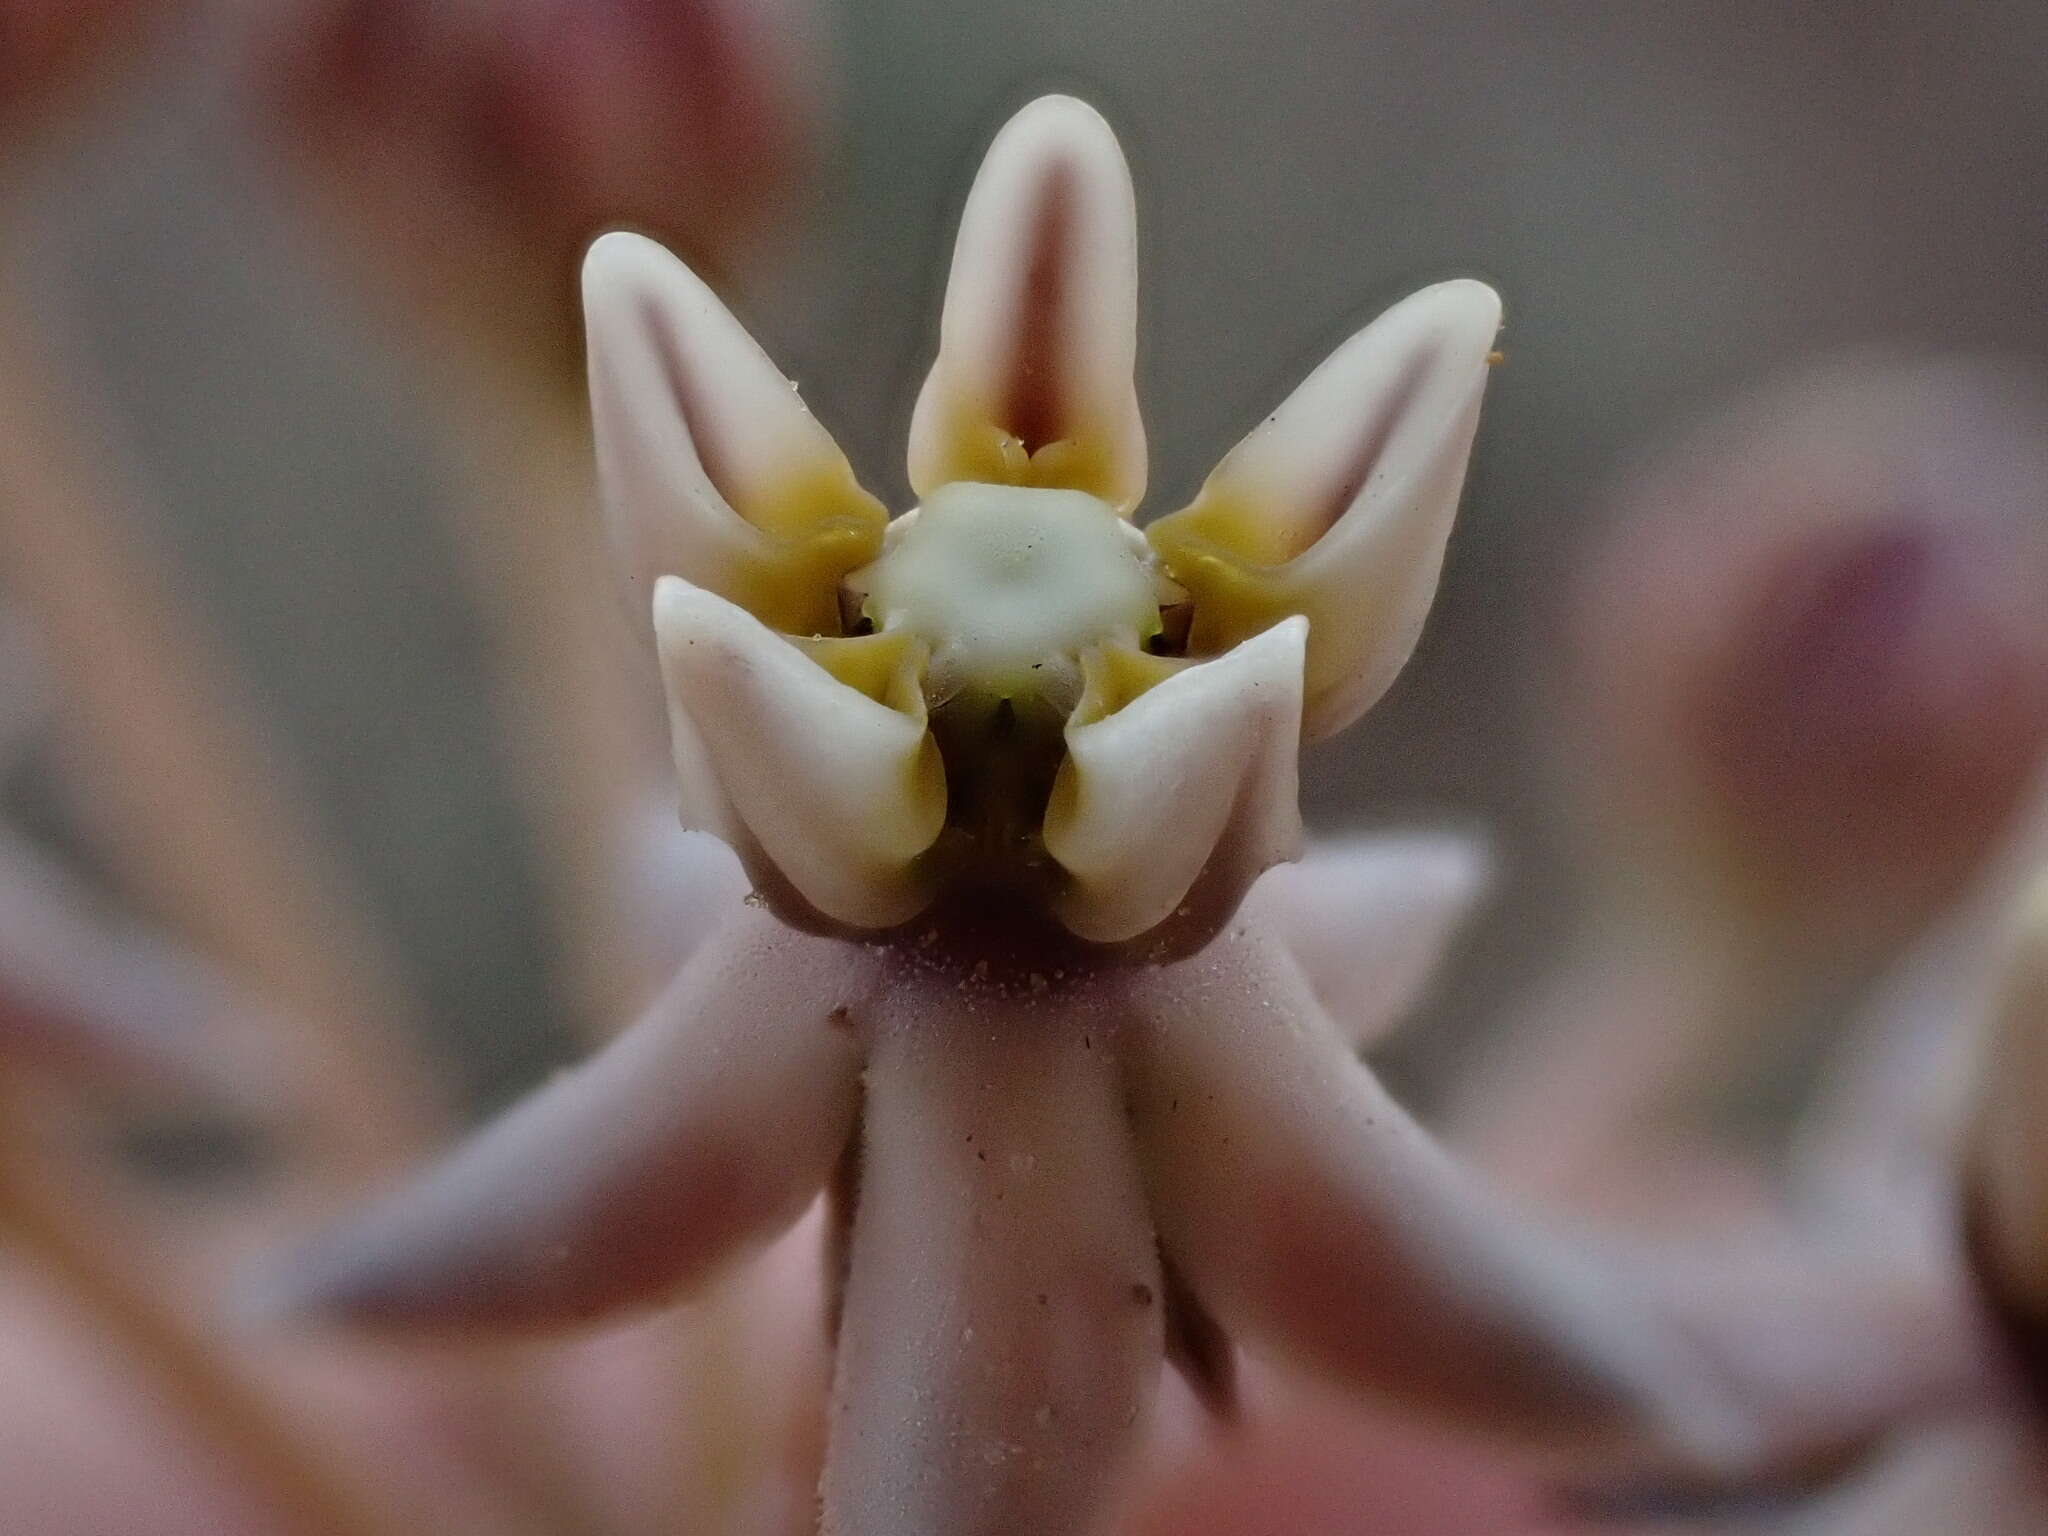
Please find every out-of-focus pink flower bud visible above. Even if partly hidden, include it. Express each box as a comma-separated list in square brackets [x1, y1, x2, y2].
[489, 0, 811, 255]
[265, 0, 821, 369]
[1564, 360, 2048, 956]
[0, 0, 170, 144]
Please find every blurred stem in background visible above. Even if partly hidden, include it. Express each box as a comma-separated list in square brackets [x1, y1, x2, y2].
[0, 1073, 407, 1536]
[0, 272, 447, 1182]
[0, 259, 632, 1536]
[410, 377, 671, 1035]
[262, 0, 829, 1038]
[253, 2, 849, 1527]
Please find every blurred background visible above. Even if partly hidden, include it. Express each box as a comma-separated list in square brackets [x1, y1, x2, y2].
[5, 3, 2048, 1532]
[10, 0, 2048, 1112]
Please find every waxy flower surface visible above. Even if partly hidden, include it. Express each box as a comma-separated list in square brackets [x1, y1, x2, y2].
[273, 98, 1978, 1534]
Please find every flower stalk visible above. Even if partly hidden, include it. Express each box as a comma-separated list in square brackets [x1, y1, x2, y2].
[0, 275, 444, 1180]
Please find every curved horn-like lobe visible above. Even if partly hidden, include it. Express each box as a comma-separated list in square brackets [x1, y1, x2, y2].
[1241, 830, 1490, 1048]
[907, 95, 1147, 512]
[1968, 875, 2048, 1323]
[1044, 619, 1306, 949]
[583, 231, 887, 636]
[823, 980, 1161, 1535]
[1146, 280, 1501, 740]
[654, 578, 946, 932]
[263, 908, 872, 1332]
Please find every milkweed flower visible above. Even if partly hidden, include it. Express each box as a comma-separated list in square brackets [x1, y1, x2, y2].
[270, 98, 1982, 1534]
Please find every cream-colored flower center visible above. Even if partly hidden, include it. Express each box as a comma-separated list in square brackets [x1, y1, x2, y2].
[853, 482, 1160, 714]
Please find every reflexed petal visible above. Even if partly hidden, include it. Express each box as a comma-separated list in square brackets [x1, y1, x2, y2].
[618, 813, 751, 978]
[823, 977, 1160, 1536]
[906, 95, 1146, 511]
[1241, 830, 1490, 1048]
[1967, 874, 2048, 1325]
[1147, 280, 1501, 740]
[262, 908, 872, 1332]
[1043, 619, 1306, 950]
[1127, 921, 1745, 1467]
[654, 578, 946, 932]
[583, 231, 887, 635]
[1126, 922, 1985, 1477]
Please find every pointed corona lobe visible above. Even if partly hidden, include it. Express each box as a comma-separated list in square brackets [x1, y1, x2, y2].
[584, 231, 887, 636]
[654, 578, 946, 932]
[907, 95, 1146, 511]
[1148, 279, 1501, 740]
[1045, 617, 1306, 949]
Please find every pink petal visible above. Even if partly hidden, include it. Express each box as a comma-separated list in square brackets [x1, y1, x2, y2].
[264, 909, 871, 1332]
[617, 812, 752, 978]
[1242, 831, 1490, 1048]
[1127, 918, 1979, 1478]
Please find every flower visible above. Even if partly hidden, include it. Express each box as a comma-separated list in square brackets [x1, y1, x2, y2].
[268, 97, 1984, 1535]
[588, 93, 1500, 954]
[1581, 862, 2048, 1536]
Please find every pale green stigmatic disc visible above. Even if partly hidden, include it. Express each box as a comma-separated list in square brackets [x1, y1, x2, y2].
[853, 482, 1161, 715]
